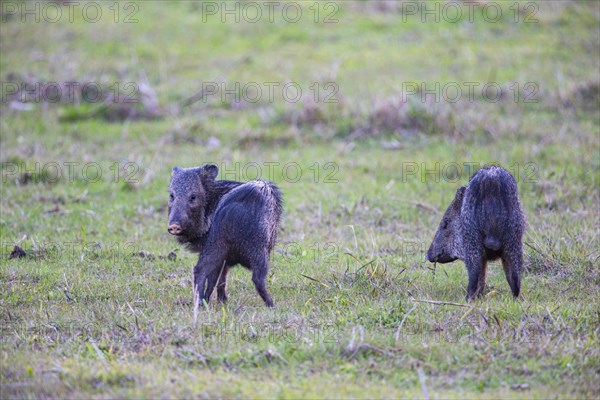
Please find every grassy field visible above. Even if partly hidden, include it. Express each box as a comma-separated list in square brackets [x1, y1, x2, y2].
[1, 0, 599, 398]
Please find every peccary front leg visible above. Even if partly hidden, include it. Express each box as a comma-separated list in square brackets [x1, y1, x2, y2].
[501, 248, 522, 298]
[203, 268, 220, 304]
[216, 265, 230, 303]
[250, 252, 274, 307]
[193, 264, 208, 307]
[205, 262, 229, 304]
[194, 249, 227, 307]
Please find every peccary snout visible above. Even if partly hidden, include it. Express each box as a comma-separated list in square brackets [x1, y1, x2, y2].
[426, 186, 465, 264]
[168, 224, 182, 235]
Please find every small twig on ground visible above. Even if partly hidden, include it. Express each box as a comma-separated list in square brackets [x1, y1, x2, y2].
[394, 304, 417, 343]
[89, 340, 109, 371]
[412, 299, 470, 307]
[176, 349, 208, 366]
[264, 349, 289, 365]
[180, 75, 225, 109]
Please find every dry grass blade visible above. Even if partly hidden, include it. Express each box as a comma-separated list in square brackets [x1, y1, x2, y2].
[299, 273, 330, 288]
[418, 366, 429, 400]
[193, 283, 199, 328]
[88, 340, 109, 371]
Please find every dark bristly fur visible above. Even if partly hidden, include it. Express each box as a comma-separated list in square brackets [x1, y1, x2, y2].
[167, 164, 283, 307]
[426, 165, 525, 300]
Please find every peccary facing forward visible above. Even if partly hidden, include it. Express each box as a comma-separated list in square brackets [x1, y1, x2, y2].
[426, 166, 525, 300]
[167, 164, 282, 307]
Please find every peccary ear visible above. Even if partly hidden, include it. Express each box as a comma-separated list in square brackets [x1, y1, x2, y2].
[200, 164, 218, 181]
[172, 166, 181, 175]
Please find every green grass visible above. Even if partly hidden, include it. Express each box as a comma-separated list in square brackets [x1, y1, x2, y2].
[1, 1, 599, 398]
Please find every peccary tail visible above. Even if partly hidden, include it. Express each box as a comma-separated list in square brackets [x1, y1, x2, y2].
[484, 236, 501, 251]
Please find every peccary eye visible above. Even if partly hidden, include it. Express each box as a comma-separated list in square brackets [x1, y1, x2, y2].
[169, 193, 174, 201]
[442, 220, 448, 229]
[190, 195, 197, 202]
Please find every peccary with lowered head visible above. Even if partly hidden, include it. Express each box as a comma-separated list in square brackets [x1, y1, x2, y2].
[426, 165, 525, 300]
[167, 164, 282, 307]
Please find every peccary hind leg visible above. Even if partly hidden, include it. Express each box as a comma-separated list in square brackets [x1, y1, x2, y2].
[250, 252, 274, 307]
[477, 261, 488, 296]
[501, 249, 522, 298]
[465, 251, 486, 300]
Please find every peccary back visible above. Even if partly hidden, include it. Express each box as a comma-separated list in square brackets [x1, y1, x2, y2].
[168, 164, 282, 307]
[426, 165, 525, 300]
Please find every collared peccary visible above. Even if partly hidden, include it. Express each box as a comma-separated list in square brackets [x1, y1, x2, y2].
[426, 165, 525, 300]
[167, 164, 282, 307]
